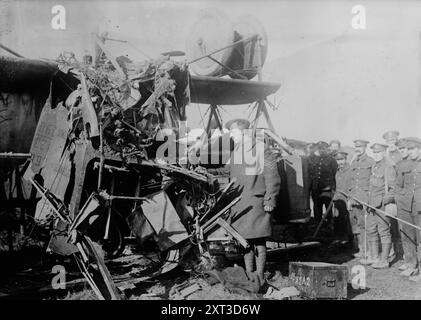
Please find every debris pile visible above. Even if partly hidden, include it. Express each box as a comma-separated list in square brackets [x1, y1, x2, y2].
[20, 47, 244, 300]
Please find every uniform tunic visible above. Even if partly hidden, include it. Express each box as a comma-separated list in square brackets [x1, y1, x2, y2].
[209, 141, 281, 240]
[308, 153, 338, 221]
[349, 153, 375, 203]
[366, 159, 396, 243]
[386, 149, 403, 166]
[334, 163, 350, 202]
[348, 153, 375, 234]
[308, 154, 338, 194]
[333, 163, 352, 238]
[394, 158, 421, 212]
[394, 157, 421, 267]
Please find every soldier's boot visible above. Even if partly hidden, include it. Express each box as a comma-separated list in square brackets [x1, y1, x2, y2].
[360, 241, 380, 265]
[388, 244, 396, 263]
[255, 245, 267, 285]
[351, 235, 360, 256]
[408, 271, 421, 282]
[372, 242, 392, 269]
[244, 250, 255, 274]
[408, 252, 421, 281]
[401, 266, 418, 277]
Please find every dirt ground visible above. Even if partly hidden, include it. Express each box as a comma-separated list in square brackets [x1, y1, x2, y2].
[2, 239, 421, 300]
[64, 242, 421, 300]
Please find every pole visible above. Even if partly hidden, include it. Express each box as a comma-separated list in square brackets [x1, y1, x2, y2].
[312, 194, 335, 238]
[364, 210, 367, 259]
[0, 152, 31, 159]
[338, 190, 421, 231]
[0, 43, 24, 58]
[187, 35, 258, 64]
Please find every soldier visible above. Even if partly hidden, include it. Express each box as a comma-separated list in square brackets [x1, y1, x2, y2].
[383, 130, 403, 262]
[202, 118, 281, 284]
[394, 138, 412, 273]
[308, 141, 338, 224]
[332, 150, 352, 243]
[397, 138, 410, 161]
[394, 137, 421, 279]
[383, 130, 402, 165]
[360, 143, 396, 268]
[348, 139, 375, 258]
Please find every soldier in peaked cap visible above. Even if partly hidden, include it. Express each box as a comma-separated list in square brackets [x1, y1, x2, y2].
[348, 139, 375, 258]
[360, 143, 396, 268]
[332, 150, 352, 243]
[382, 134, 402, 261]
[383, 130, 402, 165]
[397, 138, 410, 161]
[204, 118, 281, 284]
[308, 141, 338, 224]
[394, 138, 416, 274]
[393, 137, 421, 280]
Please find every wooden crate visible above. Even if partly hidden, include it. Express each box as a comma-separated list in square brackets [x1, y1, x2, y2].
[288, 262, 348, 299]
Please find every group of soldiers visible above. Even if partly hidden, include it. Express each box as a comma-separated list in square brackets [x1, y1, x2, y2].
[197, 120, 421, 285]
[307, 130, 421, 280]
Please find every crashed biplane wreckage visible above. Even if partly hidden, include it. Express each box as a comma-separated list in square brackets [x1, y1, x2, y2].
[0, 51, 280, 299]
[0, 11, 313, 300]
[18, 56, 240, 299]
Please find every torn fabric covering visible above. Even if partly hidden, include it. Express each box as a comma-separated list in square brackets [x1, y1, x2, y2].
[136, 59, 189, 125]
[141, 190, 189, 251]
[47, 219, 78, 256]
[126, 207, 155, 245]
[29, 85, 72, 221]
[79, 73, 99, 139]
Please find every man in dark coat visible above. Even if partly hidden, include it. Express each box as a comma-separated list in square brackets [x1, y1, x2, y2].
[204, 118, 281, 283]
[308, 141, 338, 224]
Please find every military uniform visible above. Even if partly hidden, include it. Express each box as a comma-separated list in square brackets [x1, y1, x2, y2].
[208, 135, 281, 240]
[332, 151, 352, 240]
[308, 148, 338, 222]
[358, 143, 396, 268]
[383, 130, 402, 165]
[348, 149, 375, 233]
[386, 149, 403, 166]
[334, 162, 350, 201]
[383, 130, 403, 263]
[366, 155, 396, 244]
[347, 140, 375, 257]
[394, 140, 421, 271]
[209, 118, 281, 283]
[395, 156, 417, 269]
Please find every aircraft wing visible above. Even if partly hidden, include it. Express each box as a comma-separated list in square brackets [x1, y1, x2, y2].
[0, 55, 59, 91]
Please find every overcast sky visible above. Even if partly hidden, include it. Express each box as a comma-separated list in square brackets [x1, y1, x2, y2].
[1, 0, 420, 147]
